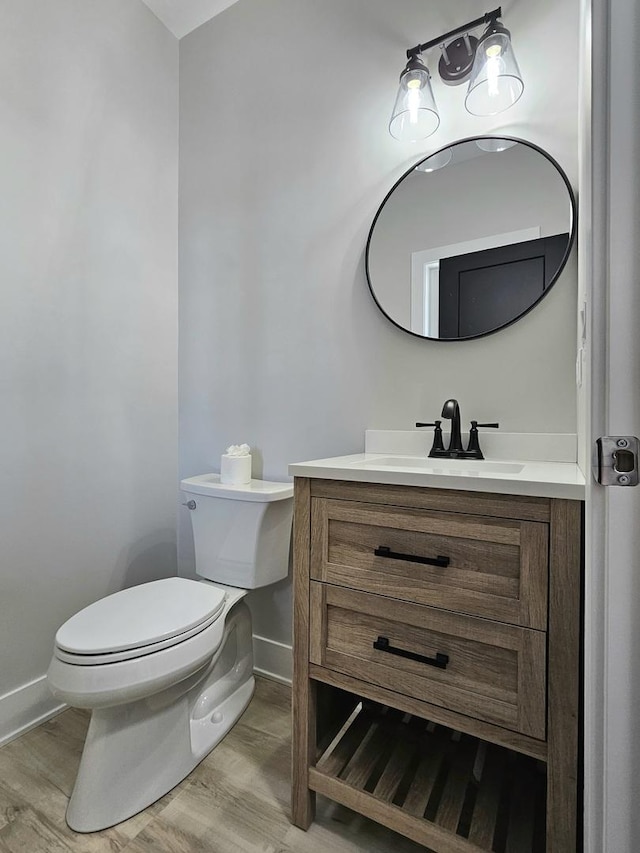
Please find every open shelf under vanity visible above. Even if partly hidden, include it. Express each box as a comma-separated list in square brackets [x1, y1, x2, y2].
[312, 697, 546, 853]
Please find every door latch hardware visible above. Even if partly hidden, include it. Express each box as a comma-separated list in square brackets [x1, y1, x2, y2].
[595, 436, 639, 486]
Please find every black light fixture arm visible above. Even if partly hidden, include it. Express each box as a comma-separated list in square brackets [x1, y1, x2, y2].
[406, 7, 501, 59]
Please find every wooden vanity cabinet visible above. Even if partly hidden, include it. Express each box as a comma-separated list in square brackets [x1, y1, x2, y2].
[292, 478, 582, 853]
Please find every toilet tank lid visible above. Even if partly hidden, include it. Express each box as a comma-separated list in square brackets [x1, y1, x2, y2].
[55, 578, 227, 655]
[180, 474, 293, 501]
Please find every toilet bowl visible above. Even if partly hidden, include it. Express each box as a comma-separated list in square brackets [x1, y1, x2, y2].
[47, 476, 293, 832]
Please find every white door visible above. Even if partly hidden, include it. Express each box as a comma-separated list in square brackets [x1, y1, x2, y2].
[584, 0, 640, 850]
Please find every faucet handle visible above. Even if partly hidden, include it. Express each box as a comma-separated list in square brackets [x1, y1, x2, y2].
[467, 421, 500, 457]
[416, 421, 445, 455]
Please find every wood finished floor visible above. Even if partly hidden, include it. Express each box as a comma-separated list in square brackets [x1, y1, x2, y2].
[0, 677, 428, 852]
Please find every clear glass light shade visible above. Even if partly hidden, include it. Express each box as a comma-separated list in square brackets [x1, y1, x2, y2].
[415, 147, 453, 172]
[475, 137, 517, 153]
[389, 65, 439, 142]
[464, 30, 524, 116]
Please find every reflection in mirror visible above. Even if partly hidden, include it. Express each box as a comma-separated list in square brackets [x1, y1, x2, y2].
[366, 137, 576, 341]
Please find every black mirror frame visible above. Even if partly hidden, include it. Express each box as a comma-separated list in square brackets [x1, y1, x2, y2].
[365, 135, 578, 342]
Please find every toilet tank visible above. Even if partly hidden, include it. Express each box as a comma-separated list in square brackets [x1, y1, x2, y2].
[180, 474, 294, 588]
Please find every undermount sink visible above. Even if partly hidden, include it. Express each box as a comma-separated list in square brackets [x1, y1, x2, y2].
[348, 456, 525, 476]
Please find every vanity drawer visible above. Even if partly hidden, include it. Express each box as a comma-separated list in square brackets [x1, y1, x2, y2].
[309, 582, 546, 740]
[310, 498, 548, 629]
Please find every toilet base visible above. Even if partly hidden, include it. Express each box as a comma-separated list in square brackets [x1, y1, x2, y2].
[66, 601, 254, 832]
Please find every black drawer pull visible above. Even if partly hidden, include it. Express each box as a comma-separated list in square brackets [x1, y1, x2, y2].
[373, 636, 449, 669]
[374, 546, 450, 568]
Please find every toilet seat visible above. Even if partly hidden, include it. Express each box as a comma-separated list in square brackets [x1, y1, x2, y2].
[55, 578, 226, 666]
[48, 586, 247, 711]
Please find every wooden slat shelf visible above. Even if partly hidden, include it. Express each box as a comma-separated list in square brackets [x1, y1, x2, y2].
[311, 702, 546, 853]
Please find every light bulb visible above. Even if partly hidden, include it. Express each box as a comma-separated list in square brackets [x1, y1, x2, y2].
[485, 55, 506, 98]
[407, 88, 421, 123]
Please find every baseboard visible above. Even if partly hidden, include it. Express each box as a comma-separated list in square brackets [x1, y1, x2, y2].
[252, 635, 292, 685]
[0, 675, 67, 748]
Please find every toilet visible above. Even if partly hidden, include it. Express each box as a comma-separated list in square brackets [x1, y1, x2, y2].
[47, 474, 293, 833]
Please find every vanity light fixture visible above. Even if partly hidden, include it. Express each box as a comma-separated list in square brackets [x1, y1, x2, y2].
[389, 7, 524, 142]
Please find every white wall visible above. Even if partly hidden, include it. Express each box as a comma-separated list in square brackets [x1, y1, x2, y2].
[0, 1, 179, 743]
[178, 0, 580, 656]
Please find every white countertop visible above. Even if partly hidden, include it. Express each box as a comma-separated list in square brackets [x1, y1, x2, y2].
[288, 452, 586, 500]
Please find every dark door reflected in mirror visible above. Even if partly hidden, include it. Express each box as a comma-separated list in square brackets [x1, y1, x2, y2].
[365, 137, 576, 341]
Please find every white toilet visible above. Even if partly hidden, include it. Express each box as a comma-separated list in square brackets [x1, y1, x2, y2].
[47, 474, 293, 833]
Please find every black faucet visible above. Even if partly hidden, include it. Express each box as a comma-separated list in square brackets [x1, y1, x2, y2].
[416, 399, 499, 459]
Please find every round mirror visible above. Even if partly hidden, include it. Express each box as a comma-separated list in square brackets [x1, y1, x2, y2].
[366, 137, 576, 340]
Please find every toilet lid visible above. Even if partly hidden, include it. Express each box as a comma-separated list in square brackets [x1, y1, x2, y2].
[55, 578, 227, 656]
